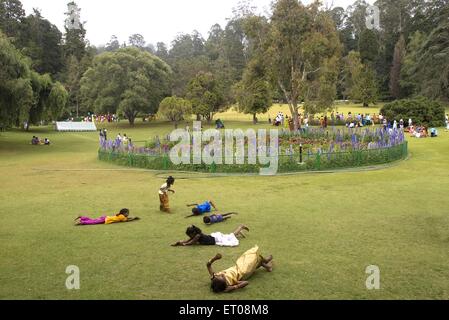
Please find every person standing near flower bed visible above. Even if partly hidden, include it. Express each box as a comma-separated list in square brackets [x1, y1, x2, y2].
[159, 176, 175, 213]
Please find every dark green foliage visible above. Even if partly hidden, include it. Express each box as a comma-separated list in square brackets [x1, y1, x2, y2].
[80, 48, 172, 125]
[0, 0, 25, 40]
[21, 9, 64, 76]
[381, 97, 446, 127]
[0, 30, 33, 129]
[186, 72, 225, 122]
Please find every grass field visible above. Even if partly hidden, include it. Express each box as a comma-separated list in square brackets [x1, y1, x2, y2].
[1, 105, 449, 300]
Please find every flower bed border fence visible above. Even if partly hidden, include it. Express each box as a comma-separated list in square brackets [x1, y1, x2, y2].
[98, 141, 408, 174]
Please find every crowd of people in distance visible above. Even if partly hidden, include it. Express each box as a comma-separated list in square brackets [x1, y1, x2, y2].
[269, 111, 379, 129]
[95, 114, 119, 123]
[267, 111, 449, 139]
[31, 136, 50, 146]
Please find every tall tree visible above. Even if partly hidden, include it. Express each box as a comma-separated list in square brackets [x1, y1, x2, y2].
[222, 18, 247, 82]
[47, 81, 69, 121]
[128, 33, 145, 48]
[346, 0, 369, 41]
[400, 31, 425, 98]
[155, 42, 169, 61]
[186, 72, 225, 122]
[268, 0, 341, 129]
[158, 96, 192, 128]
[389, 34, 406, 99]
[235, 57, 273, 123]
[168, 32, 209, 96]
[344, 51, 378, 107]
[358, 29, 379, 64]
[105, 35, 120, 52]
[412, 7, 449, 102]
[0, 31, 33, 129]
[80, 48, 172, 125]
[27, 71, 52, 130]
[21, 9, 64, 76]
[0, 0, 25, 41]
[205, 24, 224, 62]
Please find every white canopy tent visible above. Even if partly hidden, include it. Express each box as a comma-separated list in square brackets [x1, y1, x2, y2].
[56, 122, 97, 132]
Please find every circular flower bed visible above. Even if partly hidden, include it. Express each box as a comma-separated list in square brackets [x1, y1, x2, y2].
[98, 127, 408, 174]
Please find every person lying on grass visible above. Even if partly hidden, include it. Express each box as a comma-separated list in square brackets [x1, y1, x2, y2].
[171, 225, 249, 247]
[207, 246, 273, 293]
[185, 200, 217, 218]
[74, 209, 139, 226]
[203, 213, 238, 225]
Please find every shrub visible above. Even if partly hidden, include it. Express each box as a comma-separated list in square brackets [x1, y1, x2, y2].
[381, 97, 446, 127]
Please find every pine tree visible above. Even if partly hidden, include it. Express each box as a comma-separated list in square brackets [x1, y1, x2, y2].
[389, 34, 406, 98]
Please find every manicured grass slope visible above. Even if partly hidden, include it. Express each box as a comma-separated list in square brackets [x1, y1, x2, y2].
[1, 116, 448, 299]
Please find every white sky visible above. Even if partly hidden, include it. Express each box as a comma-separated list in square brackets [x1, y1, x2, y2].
[20, 0, 367, 47]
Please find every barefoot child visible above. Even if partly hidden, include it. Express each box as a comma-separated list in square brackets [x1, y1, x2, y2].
[159, 176, 175, 213]
[185, 200, 217, 218]
[171, 225, 249, 247]
[207, 246, 273, 293]
[74, 209, 139, 226]
[203, 213, 238, 225]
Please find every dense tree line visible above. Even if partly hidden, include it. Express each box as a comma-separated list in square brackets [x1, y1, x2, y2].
[1, 0, 448, 130]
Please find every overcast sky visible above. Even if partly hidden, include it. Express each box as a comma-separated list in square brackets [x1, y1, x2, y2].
[20, 0, 372, 47]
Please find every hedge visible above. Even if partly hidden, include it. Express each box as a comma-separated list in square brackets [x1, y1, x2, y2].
[381, 97, 446, 127]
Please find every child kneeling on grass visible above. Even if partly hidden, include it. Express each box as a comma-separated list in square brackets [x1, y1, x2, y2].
[74, 209, 139, 226]
[171, 225, 249, 247]
[203, 213, 238, 225]
[207, 246, 273, 293]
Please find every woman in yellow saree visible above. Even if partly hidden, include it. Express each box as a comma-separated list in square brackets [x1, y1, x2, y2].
[207, 245, 273, 293]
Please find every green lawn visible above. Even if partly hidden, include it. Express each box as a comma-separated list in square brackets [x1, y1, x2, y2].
[1, 113, 449, 300]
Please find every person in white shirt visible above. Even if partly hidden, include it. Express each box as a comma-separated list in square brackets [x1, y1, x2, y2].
[159, 176, 175, 213]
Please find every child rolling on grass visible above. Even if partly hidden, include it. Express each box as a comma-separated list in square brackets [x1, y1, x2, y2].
[171, 224, 249, 247]
[207, 246, 274, 293]
[159, 176, 175, 213]
[203, 213, 238, 225]
[185, 200, 217, 218]
[74, 209, 139, 226]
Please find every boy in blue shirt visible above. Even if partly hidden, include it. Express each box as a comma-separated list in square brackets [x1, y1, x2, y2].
[185, 200, 217, 218]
